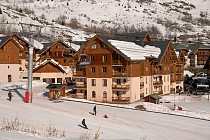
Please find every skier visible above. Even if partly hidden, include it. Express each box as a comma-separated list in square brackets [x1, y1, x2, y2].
[93, 105, 96, 116]
[8, 91, 13, 101]
[82, 119, 88, 129]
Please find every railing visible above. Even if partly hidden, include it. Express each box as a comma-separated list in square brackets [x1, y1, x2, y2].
[74, 71, 86, 77]
[140, 82, 144, 87]
[112, 71, 127, 77]
[154, 90, 163, 95]
[112, 97, 130, 103]
[112, 84, 130, 90]
[153, 71, 162, 75]
[112, 60, 123, 65]
[170, 88, 175, 93]
[74, 82, 87, 88]
[153, 80, 163, 85]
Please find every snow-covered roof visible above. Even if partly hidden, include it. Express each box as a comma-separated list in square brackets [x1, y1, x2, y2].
[108, 40, 161, 60]
[22, 37, 44, 50]
[33, 59, 68, 74]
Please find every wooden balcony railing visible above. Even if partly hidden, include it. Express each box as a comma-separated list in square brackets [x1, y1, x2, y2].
[112, 72, 127, 77]
[140, 82, 144, 87]
[112, 84, 130, 90]
[74, 82, 87, 88]
[74, 71, 86, 77]
[170, 88, 175, 93]
[112, 97, 130, 103]
[154, 90, 163, 95]
[112, 60, 123, 65]
[153, 80, 163, 85]
[153, 71, 162, 75]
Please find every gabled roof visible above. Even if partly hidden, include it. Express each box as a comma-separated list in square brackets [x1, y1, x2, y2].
[112, 32, 150, 42]
[0, 36, 10, 46]
[145, 40, 171, 61]
[33, 59, 68, 74]
[70, 40, 87, 51]
[38, 40, 74, 54]
[187, 42, 210, 54]
[46, 84, 65, 89]
[173, 43, 188, 50]
[37, 43, 54, 54]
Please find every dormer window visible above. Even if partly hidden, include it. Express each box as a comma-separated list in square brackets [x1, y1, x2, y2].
[92, 44, 96, 49]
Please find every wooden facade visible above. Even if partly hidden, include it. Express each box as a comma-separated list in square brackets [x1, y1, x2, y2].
[39, 40, 75, 66]
[69, 34, 184, 103]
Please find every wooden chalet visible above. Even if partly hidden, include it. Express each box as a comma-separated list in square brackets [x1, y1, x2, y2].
[37, 40, 76, 67]
[0, 35, 29, 83]
[20, 58, 72, 84]
[187, 42, 210, 71]
[67, 33, 183, 103]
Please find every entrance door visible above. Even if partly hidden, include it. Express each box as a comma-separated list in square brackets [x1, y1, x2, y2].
[8, 75, 12, 82]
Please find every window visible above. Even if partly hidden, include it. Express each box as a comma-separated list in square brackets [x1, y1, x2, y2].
[103, 55, 108, 62]
[146, 67, 148, 71]
[92, 79, 96, 86]
[57, 78, 62, 84]
[55, 52, 59, 57]
[19, 60, 22, 64]
[8, 66, 9, 69]
[92, 91, 96, 98]
[91, 67, 96, 73]
[100, 43, 106, 48]
[146, 77, 147, 84]
[117, 79, 121, 84]
[103, 91, 107, 98]
[102, 67, 107, 73]
[33, 77, 40, 80]
[123, 79, 126, 83]
[92, 44, 96, 49]
[102, 79, 107, 86]
[91, 56, 95, 62]
[8, 56, 10, 59]
[116, 67, 121, 72]
[19, 50, 22, 56]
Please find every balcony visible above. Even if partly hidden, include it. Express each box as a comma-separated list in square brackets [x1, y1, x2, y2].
[112, 60, 123, 66]
[153, 80, 163, 85]
[153, 70, 162, 75]
[74, 71, 86, 77]
[112, 71, 127, 77]
[112, 97, 130, 103]
[154, 90, 163, 95]
[140, 82, 144, 87]
[74, 82, 87, 89]
[170, 88, 175, 93]
[112, 84, 130, 90]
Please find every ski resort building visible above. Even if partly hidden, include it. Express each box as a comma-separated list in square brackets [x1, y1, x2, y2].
[68, 33, 184, 103]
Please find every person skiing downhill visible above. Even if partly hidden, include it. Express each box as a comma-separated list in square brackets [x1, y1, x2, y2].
[8, 91, 13, 101]
[82, 119, 88, 129]
[93, 105, 96, 116]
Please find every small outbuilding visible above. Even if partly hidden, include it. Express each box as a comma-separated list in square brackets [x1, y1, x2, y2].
[46, 84, 66, 100]
[144, 93, 162, 104]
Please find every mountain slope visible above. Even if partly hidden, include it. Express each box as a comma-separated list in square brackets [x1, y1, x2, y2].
[0, 0, 210, 41]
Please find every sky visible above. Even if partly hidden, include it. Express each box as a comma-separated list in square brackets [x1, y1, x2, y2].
[0, 81, 210, 139]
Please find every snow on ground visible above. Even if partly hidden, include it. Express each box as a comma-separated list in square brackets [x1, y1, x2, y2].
[0, 81, 210, 140]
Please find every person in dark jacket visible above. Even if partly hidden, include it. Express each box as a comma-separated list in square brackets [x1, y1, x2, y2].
[8, 91, 12, 101]
[93, 105, 96, 116]
[82, 119, 88, 129]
